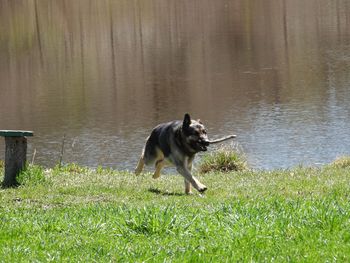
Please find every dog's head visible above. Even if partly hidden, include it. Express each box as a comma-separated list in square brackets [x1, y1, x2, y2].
[182, 113, 210, 152]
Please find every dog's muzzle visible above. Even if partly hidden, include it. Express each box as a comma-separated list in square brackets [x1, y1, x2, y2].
[198, 139, 210, 151]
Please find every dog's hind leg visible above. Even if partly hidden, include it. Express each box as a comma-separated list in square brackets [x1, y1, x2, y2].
[135, 138, 155, 175]
[135, 155, 145, 176]
[153, 159, 164, 179]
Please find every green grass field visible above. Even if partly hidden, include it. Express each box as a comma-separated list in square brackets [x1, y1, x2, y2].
[1, 161, 350, 262]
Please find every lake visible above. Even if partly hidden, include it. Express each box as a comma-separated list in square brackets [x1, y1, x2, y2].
[1, 0, 350, 170]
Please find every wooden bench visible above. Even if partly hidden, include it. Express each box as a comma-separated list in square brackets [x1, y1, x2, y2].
[0, 130, 34, 187]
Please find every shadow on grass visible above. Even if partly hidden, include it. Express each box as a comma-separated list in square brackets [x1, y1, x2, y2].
[148, 188, 185, 196]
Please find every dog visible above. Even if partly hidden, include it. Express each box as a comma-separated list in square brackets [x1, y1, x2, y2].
[135, 113, 210, 194]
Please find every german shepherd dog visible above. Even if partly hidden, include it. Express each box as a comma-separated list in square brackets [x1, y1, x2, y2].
[135, 113, 210, 194]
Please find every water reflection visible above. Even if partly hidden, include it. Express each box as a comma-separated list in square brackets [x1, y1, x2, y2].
[0, 0, 350, 169]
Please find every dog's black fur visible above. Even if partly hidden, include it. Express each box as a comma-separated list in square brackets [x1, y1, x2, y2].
[135, 113, 209, 194]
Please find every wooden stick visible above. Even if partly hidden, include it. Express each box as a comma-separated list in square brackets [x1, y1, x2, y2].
[208, 135, 236, 144]
[31, 148, 37, 165]
[59, 134, 66, 168]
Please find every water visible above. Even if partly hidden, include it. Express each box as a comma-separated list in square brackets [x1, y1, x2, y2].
[1, 0, 350, 170]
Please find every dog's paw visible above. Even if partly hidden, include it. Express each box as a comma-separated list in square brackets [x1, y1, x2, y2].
[198, 186, 207, 193]
[152, 173, 161, 179]
[134, 168, 142, 176]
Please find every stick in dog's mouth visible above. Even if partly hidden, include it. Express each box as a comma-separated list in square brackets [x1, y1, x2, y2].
[208, 135, 237, 144]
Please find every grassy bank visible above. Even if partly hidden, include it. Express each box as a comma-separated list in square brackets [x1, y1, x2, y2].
[1, 162, 350, 262]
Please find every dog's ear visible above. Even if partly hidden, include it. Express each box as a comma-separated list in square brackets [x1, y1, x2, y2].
[183, 113, 191, 128]
[197, 119, 203, 124]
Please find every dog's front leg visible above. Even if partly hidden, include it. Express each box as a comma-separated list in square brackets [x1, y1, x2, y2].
[176, 164, 207, 193]
[184, 179, 192, 194]
[184, 160, 193, 194]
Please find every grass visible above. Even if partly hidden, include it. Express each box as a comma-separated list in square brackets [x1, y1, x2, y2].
[329, 156, 350, 169]
[0, 159, 350, 262]
[199, 147, 248, 173]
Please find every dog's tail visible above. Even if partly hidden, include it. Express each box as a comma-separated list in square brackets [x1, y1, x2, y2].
[208, 135, 236, 144]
